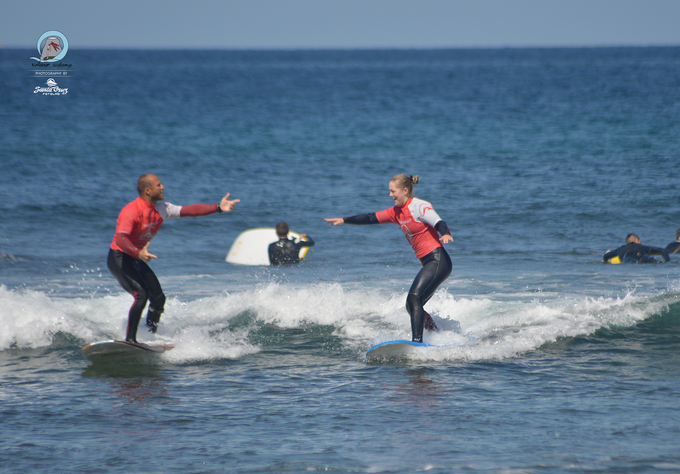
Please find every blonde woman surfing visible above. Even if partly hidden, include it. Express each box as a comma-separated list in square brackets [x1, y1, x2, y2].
[326, 174, 453, 342]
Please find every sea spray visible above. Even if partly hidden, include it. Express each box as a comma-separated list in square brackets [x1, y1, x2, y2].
[2, 282, 677, 363]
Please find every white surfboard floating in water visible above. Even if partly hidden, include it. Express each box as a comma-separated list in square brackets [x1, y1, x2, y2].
[226, 227, 309, 266]
[82, 340, 174, 362]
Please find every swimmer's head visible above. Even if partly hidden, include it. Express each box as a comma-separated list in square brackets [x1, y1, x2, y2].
[390, 174, 419, 195]
[389, 174, 419, 206]
[276, 221, 289, 237]
[626, 233, 640, 244]
[137, 174, 164, 202]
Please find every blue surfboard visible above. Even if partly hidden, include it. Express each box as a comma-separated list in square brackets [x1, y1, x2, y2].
[366, 340, 433, 362]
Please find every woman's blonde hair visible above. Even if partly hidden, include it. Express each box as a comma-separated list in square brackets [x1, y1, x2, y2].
[390, 174, 420, 195]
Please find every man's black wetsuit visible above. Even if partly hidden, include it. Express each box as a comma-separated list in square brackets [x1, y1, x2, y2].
[108, 250, 165, 341]
[666, 241, 680, 254]
[603, 243, 670, 263]
[268, 236, 315, 266]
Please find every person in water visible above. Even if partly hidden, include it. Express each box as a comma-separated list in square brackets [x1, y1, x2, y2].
[602, 233, 670, 264]
[268, 221, 315, 266]
[325, 174, 453, 343]
[665, 228, 680, 254]
[108, 174, 240, 343]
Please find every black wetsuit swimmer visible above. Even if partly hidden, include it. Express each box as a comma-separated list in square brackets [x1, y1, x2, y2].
[603, 243, 670, 263]
[268, 236, 315, 266]
[666, 241, 680, 254]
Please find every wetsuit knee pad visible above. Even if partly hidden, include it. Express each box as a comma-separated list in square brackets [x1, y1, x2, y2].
[147, 307, 163, 321]
[405, 292, 421, 316]
[133, 286, 150, 307]
[151, 293, 166, 314]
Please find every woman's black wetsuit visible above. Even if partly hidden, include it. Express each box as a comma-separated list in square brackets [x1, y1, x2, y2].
[407, 247, 452, 342]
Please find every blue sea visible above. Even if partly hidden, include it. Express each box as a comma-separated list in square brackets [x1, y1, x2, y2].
[2, 47, 680, 473]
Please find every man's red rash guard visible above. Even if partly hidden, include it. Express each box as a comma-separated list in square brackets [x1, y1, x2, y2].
[110, 197, 219, 259]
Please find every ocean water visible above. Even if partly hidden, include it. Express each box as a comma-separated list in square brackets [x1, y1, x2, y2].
[1, 47, 680, 473]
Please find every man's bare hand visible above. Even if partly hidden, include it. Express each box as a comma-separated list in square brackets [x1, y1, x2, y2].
[219, 193, 240, 212]
[138, 242, 157, 263]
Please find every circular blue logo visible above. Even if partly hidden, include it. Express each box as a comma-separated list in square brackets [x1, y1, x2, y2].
[31, 31, 69, 62]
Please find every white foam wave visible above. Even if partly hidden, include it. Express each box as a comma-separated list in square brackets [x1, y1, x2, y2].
[0, 283, 675, 363]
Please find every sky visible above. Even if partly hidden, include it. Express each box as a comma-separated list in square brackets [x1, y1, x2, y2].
[3, 0, 680, 49]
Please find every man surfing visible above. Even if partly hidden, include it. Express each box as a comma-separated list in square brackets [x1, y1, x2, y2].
[107, 174, 239, 343]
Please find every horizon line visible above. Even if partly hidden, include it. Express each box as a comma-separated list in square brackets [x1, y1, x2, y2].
[5, 43, 680, 51]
